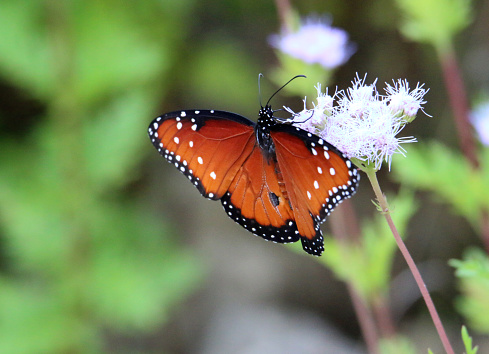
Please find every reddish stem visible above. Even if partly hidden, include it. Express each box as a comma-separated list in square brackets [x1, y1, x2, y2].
[372, 295, 397, 338]
[347, 283, 380, 354]
[274, 0, 293, 31]
[439, 47, 489, 252]
[366, 169, 454, 354]
[439, 48, 478, 169]
[331, 201, 381, 354]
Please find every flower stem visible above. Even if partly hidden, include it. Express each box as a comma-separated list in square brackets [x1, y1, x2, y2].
[438, 45, 478, 169]
[438, 46, 489, 253]
[364, 168, 454, 354]
[274, 0, 293, 32]
[348, 284, 380, 354]
[330, 202, 380, 354]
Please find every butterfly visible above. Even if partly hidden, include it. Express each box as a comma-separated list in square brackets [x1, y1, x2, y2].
[148, 78, 359, 256]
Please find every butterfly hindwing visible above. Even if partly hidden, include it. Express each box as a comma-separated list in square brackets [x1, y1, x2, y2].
[222, 145, 301, 245]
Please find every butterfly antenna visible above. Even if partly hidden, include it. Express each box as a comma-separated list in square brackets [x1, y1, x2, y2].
[265, 74, 306, 107]
[258, 73, 264, 107]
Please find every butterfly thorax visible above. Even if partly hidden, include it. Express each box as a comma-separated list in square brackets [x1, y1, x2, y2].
[255, 105, 278, 161]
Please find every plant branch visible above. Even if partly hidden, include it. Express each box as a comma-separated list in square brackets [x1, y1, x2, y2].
[365, 168, 454, 354]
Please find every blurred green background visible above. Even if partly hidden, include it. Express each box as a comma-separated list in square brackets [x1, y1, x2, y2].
[1, 0, 488, 353]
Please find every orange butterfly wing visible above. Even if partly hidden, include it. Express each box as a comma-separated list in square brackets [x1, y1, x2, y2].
[222, 144, 301, 245]
[149, 110, 256, 200]
[271, 126, 359, 255]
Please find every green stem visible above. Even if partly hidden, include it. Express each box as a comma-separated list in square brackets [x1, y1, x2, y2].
[364, 168, 454, 354]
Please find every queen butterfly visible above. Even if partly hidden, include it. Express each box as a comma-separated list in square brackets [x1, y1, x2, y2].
[148, 81, 359, 256]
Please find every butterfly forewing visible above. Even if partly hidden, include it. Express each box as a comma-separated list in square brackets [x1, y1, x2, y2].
[148, 110, 255, 199]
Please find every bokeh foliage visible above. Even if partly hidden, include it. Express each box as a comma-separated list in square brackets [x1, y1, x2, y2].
[0, 0, 202, 352]
[1, 0, 488, 352]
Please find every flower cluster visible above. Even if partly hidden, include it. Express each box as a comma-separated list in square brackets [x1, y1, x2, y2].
[285, 75, 428, 170]
[270, 17, 355, 69]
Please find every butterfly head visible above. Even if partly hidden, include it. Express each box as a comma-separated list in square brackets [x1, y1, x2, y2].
[257, 74, 307, 129]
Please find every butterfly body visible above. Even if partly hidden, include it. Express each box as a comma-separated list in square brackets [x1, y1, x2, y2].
[148, 106, 359, 256]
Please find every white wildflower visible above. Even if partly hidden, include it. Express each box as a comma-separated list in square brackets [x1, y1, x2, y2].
[285, 75, 428, 170]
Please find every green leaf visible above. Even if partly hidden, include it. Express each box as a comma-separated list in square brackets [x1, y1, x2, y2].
[321, 191, 418, 301]
[85, 201, 203, 331]
[461, 325, 478, 354]
[379, 336, 416, 354]
[0, 277, 99, 353]
[451, 249, 489, 333]
[393, 143, 485, 228]
[72, 1, 171, 106]
[0, 1, 53, 99]
[83, 89, 159, 191]
[395, 0, 472, 52]
[270, 52, 332, 98]
[0, 134, 73, 273]
[186, 36, 261, 114]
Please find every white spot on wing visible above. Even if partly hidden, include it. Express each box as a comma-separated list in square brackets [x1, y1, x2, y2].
[198, 156, 203, 164]
[330, 167, 336, 176]
[317, 166, 323, 174]
[176, 122, 183, 130]
[174, 137, 179, 144]
[314, 180, 319, 189]
[210, 171, 216, 180]
[189, 141, 194, 147]
[307, 191, 312, 200]
[191, 124, 197, 131]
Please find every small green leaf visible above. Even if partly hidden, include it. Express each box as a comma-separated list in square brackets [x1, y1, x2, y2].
[451, 249, 489, 333]
[395, 0, 472, 52]
[461, 325, 478, 354]
[321, 191, 417, 301]
[393, 143, 484, 228]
